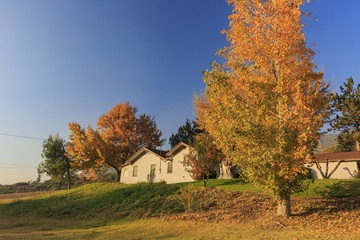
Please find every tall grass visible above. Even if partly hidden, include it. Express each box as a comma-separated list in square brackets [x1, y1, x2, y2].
[2, 182, 182, 218]
[2, 178, 360, 220]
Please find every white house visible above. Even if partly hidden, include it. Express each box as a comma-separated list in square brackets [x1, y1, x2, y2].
[307, 151, 360, 179]
[120, 142, 194, 184]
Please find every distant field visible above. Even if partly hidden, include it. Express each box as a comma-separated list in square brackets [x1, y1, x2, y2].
[1, 179, 360, 239]
[0, 191, 56, 204]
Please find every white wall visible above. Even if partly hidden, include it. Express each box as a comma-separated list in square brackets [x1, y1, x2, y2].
[306, 161, 359, 179]
[120, 147, 194, 184]
[166, 147, 194, 183]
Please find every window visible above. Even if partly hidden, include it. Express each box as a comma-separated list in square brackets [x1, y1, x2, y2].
[124, 169, 128, 177]
[150, 164, 156, 173]
[167, 161, 173, 173]
[133, 166, 138, 177]
[183, 155, 190, 167]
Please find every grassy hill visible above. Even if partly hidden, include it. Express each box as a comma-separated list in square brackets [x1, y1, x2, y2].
[2, 179, 360, 218]
[2, 179, 360, 239]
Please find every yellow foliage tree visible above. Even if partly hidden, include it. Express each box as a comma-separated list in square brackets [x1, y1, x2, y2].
[66, 102, 165, 182]
[194, 0, 330, 217]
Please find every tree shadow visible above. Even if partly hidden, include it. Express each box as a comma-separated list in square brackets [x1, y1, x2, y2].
[313, 180, 360, 198]
[293, 196, 360, 217]
[293, 180, 360, 217]
[343, 167, 354, 178]
[215, 179, 246, 186]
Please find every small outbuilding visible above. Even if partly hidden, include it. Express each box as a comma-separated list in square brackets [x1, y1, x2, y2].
[306, 152, 360, 179]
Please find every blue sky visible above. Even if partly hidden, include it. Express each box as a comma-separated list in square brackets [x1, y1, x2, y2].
[0, 0, 359, 184]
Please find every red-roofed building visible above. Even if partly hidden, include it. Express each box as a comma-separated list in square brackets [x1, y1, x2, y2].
[306, 152, 360, 179]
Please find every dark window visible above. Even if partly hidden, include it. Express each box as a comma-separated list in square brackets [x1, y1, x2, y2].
[167, 162, 173, 173]
[133, 166, 138, 177]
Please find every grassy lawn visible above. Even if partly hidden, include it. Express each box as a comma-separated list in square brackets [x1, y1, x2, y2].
[1, 179, 360, 239]
[192, 178, 360, 198]
[1, 212, 358, 240]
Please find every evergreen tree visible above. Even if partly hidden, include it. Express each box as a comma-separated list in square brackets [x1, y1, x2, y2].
[331, 77, 360, 151]
[169, 119, 202, 148]
[38, 134, 73, 189]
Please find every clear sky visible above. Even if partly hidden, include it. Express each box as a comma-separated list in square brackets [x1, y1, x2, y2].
[0, 0, 359, 184]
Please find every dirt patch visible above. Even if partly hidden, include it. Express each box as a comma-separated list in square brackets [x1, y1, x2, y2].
[0, 191, 56, 200]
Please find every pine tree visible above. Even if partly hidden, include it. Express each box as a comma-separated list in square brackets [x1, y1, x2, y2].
[331, 77, 360, 151]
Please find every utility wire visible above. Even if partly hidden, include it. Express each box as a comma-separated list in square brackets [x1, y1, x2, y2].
[0, 132, 44, 141]
[0, 167, 37, 169]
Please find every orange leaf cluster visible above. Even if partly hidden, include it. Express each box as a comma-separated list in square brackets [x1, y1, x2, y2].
[66, 102, 165, 181]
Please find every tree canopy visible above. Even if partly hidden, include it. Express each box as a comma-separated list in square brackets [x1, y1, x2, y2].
[331, 77, 360, 151]
[38, 133, 73, 189]
[194, 0, 330, 217]
[66, 102, 165, 182]
[169, 119, 202, 148]
[187, 133, 222, 187]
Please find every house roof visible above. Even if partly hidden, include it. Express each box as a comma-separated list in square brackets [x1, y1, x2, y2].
[313, 151, 360, 162]
[123, 142, 191, 167]
[146, 148, 168, 158]
[166, 142, 192, 157]
[123, 147, 170, 166]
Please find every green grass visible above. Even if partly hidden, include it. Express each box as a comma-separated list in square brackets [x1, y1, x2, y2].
[294, 178, 360, 198]
[2, 178, 360, 220]
[1, 182, 183, 218]
[192, 178, 360, 198]
[1, 179, 360, 239]
[192, 179, 264, 192]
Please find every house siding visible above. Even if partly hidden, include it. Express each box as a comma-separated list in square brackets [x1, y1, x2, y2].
[306, 161, 359, 179]
[120, 147, 194, 184]
[166, 147, 193, 183]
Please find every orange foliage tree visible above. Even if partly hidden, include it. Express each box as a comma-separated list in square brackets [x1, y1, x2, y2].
[194, 0, 330, 217]
[66, 102, 165, 182]
[187, 133, 222, 187]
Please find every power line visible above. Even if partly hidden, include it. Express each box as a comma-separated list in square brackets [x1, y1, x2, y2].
[0, 167, 37, 169]
[0, 132, 44, 141]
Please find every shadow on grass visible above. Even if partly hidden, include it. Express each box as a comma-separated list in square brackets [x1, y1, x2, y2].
[211, 179, 246, 186]
[313, 180, 360, 198]
[293, 196, 360, 217]
[293, 180, 360, 217]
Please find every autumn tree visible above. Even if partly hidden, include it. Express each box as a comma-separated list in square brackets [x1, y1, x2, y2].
[169, 119, 202, 148]
[194, 0, 330, 217]
[319, 144, 338, 154]
[331, 77, 360, 151]
[38, 133, 73, 189]
[66, 102, 165, 182]
[187, 133, 222, 187]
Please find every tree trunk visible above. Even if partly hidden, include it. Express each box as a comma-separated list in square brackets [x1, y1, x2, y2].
[116, 168, 121, 182]
[356, 141, 360, 151]
[106, 162, 121, 182]
[219, 160, 233, 179]
[277, 195, 291, 218]
[66, 162, 71, 190]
